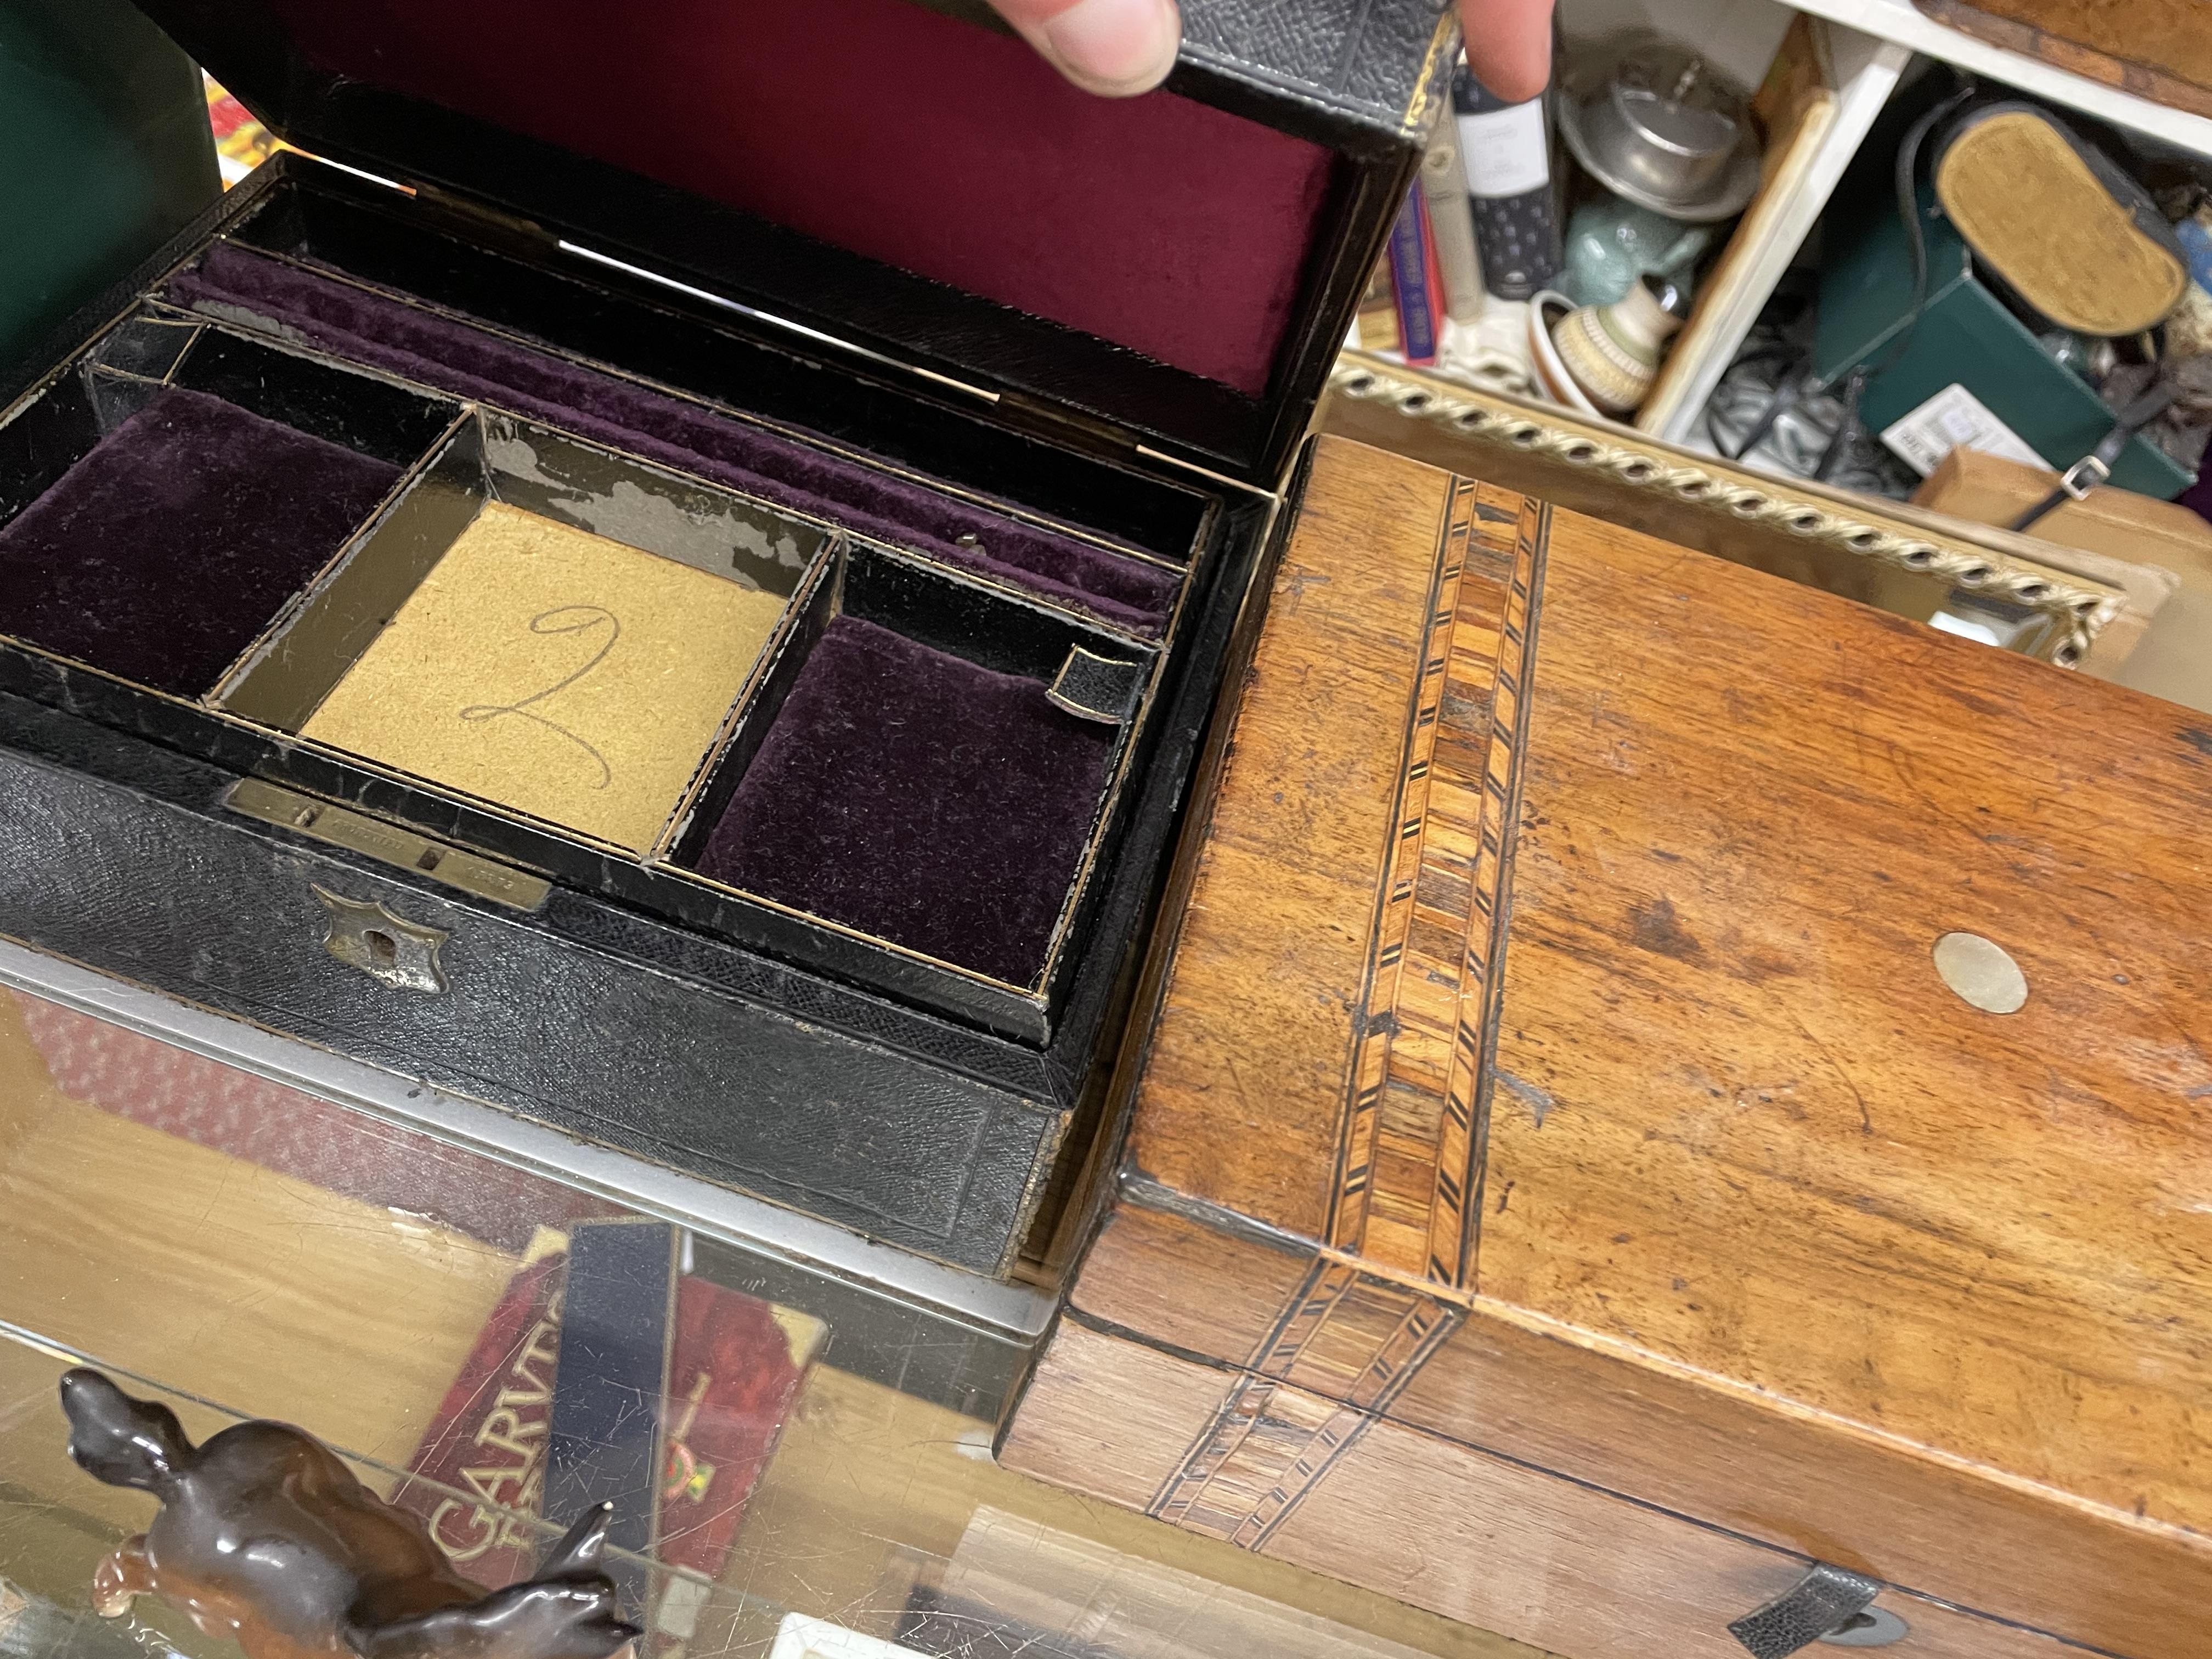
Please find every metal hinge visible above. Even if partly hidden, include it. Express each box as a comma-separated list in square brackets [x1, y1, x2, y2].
[994, 391, 1283, 501]
[995, 391, 1146, 464]
[410, 183, 559, 256]
[227, 780, 551, 912]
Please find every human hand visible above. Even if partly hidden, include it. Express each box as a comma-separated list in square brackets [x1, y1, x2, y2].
[986, 0, 1556, 101]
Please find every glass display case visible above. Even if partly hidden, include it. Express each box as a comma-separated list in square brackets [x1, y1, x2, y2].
[0, 938, 1539, 1659]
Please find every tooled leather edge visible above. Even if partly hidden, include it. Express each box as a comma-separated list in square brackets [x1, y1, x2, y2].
[1180, 0, 1458, 137]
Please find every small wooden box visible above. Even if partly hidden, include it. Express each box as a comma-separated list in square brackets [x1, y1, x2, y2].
[1002, 435, 2212, 1658]
[0, 0, 1457, 1277]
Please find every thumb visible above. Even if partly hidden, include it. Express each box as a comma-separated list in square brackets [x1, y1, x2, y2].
[1462, 0, 1556, 104]
[987, 0, 1182, 97]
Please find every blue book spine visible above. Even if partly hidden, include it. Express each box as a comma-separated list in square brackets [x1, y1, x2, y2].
[1389, 184, 1442, 365]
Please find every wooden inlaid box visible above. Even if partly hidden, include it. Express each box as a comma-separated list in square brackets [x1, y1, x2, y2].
[0, 0, 1462, 1277]
[1002, 436, 2212, 1659]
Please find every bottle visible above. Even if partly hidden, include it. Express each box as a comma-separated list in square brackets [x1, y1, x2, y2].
[1453, 62, 1564, 304]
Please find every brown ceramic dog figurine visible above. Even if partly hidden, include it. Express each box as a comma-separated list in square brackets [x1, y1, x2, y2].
[59, 1368, 641, 1659]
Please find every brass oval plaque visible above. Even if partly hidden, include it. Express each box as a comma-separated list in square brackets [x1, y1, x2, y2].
[1932, 932, 2027, 1015]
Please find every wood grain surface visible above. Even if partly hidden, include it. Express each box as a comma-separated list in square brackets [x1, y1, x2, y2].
[1122, 437, 1540, 1276]
[1011, 434, 2212, 1659]
[1914, 0, 2212, 117]
[1120, 438, 1467, 1235]
[1390, 1296, 2212, 1659]
[1481, 510, 2212, 1533]
[1064, 1193, 2212, 1653]
[0, 996, 521, 1457]
[1007, 1322, 2070, 1659]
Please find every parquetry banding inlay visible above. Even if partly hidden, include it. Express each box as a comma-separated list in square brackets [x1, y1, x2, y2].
[1147, 486, 1548, 1542]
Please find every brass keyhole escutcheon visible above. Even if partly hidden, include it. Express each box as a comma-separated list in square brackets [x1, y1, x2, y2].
[313, 888, 450, 995]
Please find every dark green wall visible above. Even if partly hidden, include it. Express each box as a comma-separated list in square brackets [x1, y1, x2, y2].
[0, 0, 220, 376]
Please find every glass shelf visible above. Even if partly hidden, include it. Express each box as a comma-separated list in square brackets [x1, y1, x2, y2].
[0, 969, 1539, 1659]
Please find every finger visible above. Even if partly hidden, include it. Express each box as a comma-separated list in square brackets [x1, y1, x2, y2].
[987, 0, 1182, 97]
[1462, 0, 1555, 103]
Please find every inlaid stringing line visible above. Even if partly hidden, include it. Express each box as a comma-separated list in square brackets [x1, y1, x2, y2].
[1338, 478, 1520, 1281]
[1459, 500, 1550, 1283]
[1154, 484, 1546, 1551]
[1325, 478, 1476, 1254]
[1431, 494, 1545, 1288]
[1250, 1258, 1358, 1374]
[1146, 1374, 1276, 1522]
[1239, 1402, 1372, 1549]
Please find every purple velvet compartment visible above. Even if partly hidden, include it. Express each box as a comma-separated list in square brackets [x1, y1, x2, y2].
[0, 387, 399, 696]
[168, 244, 1180, 635]
[697, 617, 1115, 987]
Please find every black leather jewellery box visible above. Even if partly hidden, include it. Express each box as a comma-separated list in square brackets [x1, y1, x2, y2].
[0, 0, 1454, 1277]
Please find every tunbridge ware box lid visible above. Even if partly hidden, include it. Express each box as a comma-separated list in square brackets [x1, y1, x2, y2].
[131, 0, 1458, 488]
[1003, 439, 2212, 1659]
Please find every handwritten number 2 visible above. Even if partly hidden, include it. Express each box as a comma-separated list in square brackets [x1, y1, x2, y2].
[460, 606, 618, 789]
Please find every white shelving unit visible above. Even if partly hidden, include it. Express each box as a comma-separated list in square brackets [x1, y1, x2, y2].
[1784, 0, 2212, 159]
[1638, 20, 1914, 443]
[1391, 0, 2212, 467]
[1559, 0, 1798, 86]
[1540, 0, 2212, 453]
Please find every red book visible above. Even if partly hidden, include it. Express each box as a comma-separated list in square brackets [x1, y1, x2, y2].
[393, 1246, 821, 1610]
[394, 1252, 567, 1590]
[656, 1276, 818, 1577]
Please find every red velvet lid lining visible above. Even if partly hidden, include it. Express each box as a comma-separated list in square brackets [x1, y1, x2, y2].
[263, 0, 1339, 397]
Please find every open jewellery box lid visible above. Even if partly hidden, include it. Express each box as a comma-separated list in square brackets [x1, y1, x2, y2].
[128, 0, 1454, 489]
